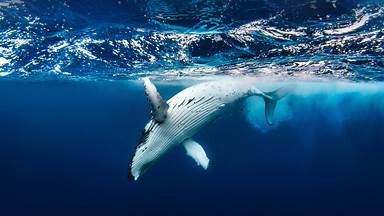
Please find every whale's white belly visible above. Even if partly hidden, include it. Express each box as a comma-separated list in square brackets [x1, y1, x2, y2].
[135, 93, 227, 167]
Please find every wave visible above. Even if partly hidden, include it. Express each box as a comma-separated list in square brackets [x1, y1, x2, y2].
[0, 0, 383, 81]
[323, 7, 383, 35]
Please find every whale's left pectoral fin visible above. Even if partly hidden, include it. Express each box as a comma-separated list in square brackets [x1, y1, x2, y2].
[143, 78, 169, 123]
[182, 139, 210, 170]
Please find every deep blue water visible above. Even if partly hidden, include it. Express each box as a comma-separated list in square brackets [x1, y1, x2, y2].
[1, 0, 384, 215]
[2, 80, 384, 215]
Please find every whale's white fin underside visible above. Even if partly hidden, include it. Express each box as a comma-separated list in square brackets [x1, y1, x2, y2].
[143, 78, 169, 123]
[182, 139, 210, 170]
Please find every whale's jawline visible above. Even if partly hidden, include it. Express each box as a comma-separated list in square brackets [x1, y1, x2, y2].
[128, 164, 135, 181]
[127, 121, 157, 181]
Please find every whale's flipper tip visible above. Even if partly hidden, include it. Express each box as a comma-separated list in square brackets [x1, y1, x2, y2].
[183, 139, 210, 170]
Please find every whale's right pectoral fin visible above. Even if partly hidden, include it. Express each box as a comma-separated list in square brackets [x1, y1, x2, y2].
[182, 139, 210, 170]
[143, 77, 169, 123]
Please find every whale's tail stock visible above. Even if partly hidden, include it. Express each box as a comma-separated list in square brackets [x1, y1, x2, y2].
[261, 85, 295, 125]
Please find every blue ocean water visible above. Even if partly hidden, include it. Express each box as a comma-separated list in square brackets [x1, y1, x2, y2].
[1, 0, 384, 215]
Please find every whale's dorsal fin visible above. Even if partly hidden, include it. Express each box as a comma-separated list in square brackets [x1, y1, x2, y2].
[143, 78, 169, 123]
[182, 139, 210, 170]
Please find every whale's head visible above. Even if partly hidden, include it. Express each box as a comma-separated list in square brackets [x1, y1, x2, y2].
[128, 120, 162, 181]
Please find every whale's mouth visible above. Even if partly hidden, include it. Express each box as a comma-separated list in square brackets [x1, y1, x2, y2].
[127, 159, 140, 181]
[128, 159, 155, 181]
[127, 167, 136, 181]
[128, 121, 157, 181]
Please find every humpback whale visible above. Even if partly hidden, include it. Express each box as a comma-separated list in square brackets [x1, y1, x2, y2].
[128, 77, 291, 181]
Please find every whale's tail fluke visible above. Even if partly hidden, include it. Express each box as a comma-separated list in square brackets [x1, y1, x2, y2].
[263, 85, 294, 125]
